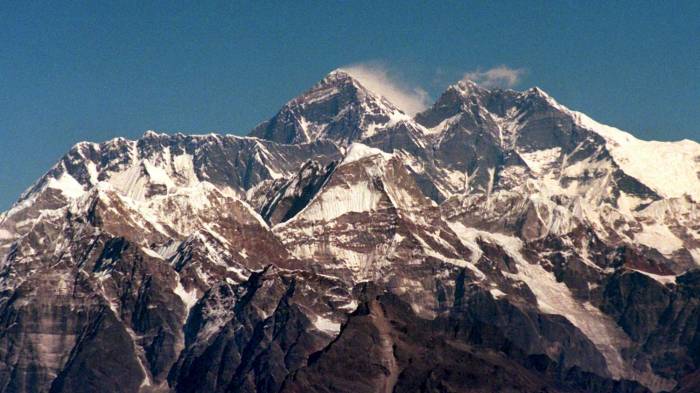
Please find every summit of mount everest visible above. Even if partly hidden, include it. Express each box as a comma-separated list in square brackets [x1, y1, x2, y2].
[1, 69, 700, 393]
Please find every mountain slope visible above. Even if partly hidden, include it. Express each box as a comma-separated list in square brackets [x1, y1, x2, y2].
[0, 70, 699, 393]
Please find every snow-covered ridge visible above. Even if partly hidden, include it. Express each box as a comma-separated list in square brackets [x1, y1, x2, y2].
[15, 130, 339, 202]
[570, 110, 700, 199]
[477, 84, 700, 200]
[1, 131, 343, 253]
[453, 79, 699, 200]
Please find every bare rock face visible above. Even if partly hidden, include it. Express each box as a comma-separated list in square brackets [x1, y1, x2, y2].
[283, 290, 650, 393]
[600, 270, 700, 383]
[1, 70, 699, 392]
[168, 266, 353, 393]
[0, 235, 181, 393]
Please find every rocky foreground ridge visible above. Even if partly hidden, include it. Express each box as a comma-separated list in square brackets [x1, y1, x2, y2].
[1, 70, 700, 393]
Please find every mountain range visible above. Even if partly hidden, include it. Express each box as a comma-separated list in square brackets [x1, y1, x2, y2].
[1, 69, 699, 393]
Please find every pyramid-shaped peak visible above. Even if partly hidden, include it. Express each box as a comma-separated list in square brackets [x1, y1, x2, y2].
[453, 78, 489, 93]
[316, 69, 359, 88]
[521, 86, 562, 108]
[250, 70, 408, 145]
[313, 68, 397, 95]
[525, 86, 552, 99]
[325, 68, 355, 81]
[310, 68, 400, 106]
[285, 69, 377, 108]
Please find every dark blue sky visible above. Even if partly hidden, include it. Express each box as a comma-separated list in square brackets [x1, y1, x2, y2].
[1, 1, 699, 209]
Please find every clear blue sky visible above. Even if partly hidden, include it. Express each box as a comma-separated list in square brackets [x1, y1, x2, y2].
[1, 1, 699, 209]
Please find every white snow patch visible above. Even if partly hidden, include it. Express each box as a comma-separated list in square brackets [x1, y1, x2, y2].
[635, 223, 684, 255]
[298, 180, 384, 222]
[173, 153, 198, 185]
[341, 143, 392, 166]
[690, 249, 700, 266]
[109, 164, 150, 201]
[46, 173, 85, 198]
[174, 280, 199, 314]
[143, 159, 174, 188]
[426, 113, 461, 135]
[519, 147, 562, 174]
[86, 161, 99, 185]
[313, 314, 341, 334]
[630, 269, 677, 285]
[141, 247, 165, 259]
[490, 287, 506, 298]
[339, 299, 359, 312]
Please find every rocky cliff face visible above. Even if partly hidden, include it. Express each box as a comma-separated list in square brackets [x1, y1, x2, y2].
[1, 69, 699, 393]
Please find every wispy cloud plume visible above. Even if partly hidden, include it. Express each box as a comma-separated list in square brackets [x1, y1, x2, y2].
[462, 65, 525, 89]
[340, 62, 431, 115]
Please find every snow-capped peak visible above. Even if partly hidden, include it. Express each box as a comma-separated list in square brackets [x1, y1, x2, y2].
[527, 86, 550, 97]
[315, 69, 407, 116]
[250, 70, 410, 145]
[321, 68, 358, 85]
[451, 79, 489, 96]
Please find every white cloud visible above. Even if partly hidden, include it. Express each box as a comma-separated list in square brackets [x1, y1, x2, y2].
[339, 62, 431, 115]
[462, 65, 525, 89]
